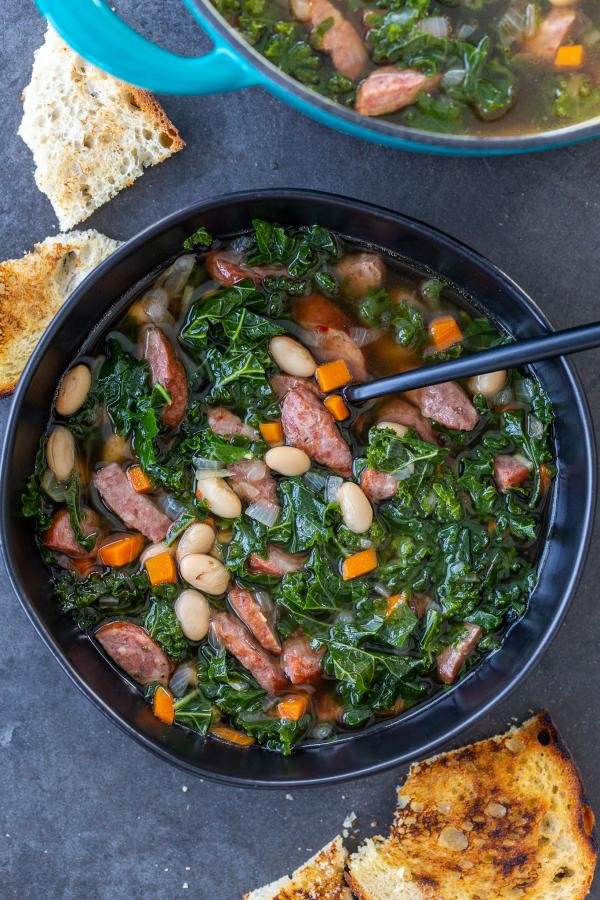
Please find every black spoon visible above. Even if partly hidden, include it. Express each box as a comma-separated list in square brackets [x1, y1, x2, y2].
[344, 321, 600, 404]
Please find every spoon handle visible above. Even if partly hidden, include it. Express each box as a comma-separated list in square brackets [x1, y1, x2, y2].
[345, 321, 600, 404]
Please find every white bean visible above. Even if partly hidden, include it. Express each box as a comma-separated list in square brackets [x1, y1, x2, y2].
[174, 589, 210, 641]
[265, 446, 311, 476]
[549, 0, 579, 6]
[196, 476, 242, 519]
[466, 370, 507, 399]
[269, 335, 317, 377]
[180, 553, 230, 595]
[55, 364, 92, 416]
[141, 541, 173, 564]
[176, 522, 215, 562]
[337, 482, 373, 534]
[375, 420, 408, 437]
[46, 426, 76, 482]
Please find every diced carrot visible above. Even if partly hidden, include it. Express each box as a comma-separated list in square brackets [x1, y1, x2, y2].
[540, 463, 553, 496]
[98, 533, 145, 567]
[145, 551, 178, 585]
[259, 421, 284, 444]
[385, 593, 407, 617]
[555, 45, 584, 69]
[127, 464, 153, 493]
[324, 394, 349, 421]
[276, 694, 311, 721]
[487, 520, 497, 535]
[342, 548, 378, 581]
[428, 315, 463, 352]
[152, 685, 175, 725]
[315, 359, 352, 392]
[210, 723, 255, 746]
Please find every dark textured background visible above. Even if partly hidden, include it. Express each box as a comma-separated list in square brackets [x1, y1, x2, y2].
[1, 2, 599, 897]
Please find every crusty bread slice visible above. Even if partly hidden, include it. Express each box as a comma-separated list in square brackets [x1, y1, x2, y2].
[0, 229, 121, 394]
[244, 835, 352, 899]
[347, 712, 597, 900]
[18, 26, 184, 230]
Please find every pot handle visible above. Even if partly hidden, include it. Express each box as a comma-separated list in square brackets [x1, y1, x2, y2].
[35, 0, 259, 95]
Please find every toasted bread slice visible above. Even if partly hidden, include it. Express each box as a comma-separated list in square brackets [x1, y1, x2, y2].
[0, 230, 121, 394]
[18, 26, 184, 230]
[347, 712, 597, 899]
[244, 835, 352, 899]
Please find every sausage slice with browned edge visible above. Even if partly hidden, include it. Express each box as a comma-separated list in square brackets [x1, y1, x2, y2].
[43, 507, 101, 558]
[94, 463, 171, 542]
[410, 381, 479, 431]
[436, 623, 482, 685]
[282, 632, 325, 684]
[336, 253, 386, 299]
[494, 455, 530, 492]
[228, 584, 282, 655]
[293, 294, 370, 382]
[95, 621, 174, 686]
[207, 406, 259, 440]
[359, 467, 398, 503]
[141, 326, 188, 429]
[247, 543, 307, 577]
[211, 611, 288, 694]
[356, 68, 441, 117]
[205, 252, 284, 287]
[281, 386, 353, 476]
[291, 0, 368, 80]
[228, 459, 279, 507]
[522, 8, 576, 61]
[270, 374, 323, 401]
[377, 396, 439, 444]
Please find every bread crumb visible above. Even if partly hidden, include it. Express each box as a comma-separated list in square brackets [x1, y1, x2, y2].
[182, 785, 188, 793]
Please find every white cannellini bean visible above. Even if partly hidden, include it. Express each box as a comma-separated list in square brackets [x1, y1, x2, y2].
[466, 370, 507, 399]
[196, 476, 242, 519]
[375, 420, 409, 437]
[337, 482, 373, 534]
[55, 364, 92, 417]
[265, 446, 311, 476]
[176, 522, 216, 562]
[268, 335, 317, 377]
[179, 553, 230, 595]
[141, 541, 173, 564]
[174, 589, 210, 641]
[46, 426, 76, 482]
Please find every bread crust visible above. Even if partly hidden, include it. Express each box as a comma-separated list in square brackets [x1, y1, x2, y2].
[244, 835, 351, 899]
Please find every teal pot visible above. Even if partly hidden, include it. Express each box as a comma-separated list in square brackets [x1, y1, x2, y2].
[36, 0, 600, 156]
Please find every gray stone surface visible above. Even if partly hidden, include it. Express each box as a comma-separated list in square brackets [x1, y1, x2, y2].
[1, 1, 600, 897]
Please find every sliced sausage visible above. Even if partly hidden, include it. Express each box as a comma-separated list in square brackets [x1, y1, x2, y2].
[493, 455, 530, 492]
[281, 387, 353, 476]
[211, 611, 288, 694]
[205, 252, 283, 287]
[409, 593, 431, 620]
[228, 584, 281, 655]
[141, 326, 188, 429]
[436, 623, 482, 685]
[42, 507, 101, 559]
[207, 406, 259, 440]
[227, 459, 279, 507]
[293, 294, 370, 382]
[410, 382, 479, 431]
[282, 632, 325, 684]
[377, 396, 439, 444]
[247, 543, 307, 577]
[336, 252, 386, 299]
[94, 463, 171, 542]
[270, 374, 323, 401]
[360, 467, 398, 503]
[523, 8, 576, 60]
[95, 621, 173, 686]
[292, 0, 368, 80]
[356, 67, 441, 117]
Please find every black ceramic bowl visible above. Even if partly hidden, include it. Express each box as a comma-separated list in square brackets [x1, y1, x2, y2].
[1, 190, 595, 787]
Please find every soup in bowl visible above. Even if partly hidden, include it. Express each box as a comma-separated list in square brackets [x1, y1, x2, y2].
[3, 192, 594, 784]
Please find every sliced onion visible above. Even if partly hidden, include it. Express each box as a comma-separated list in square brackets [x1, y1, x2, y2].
[297, 326, 328, 348]
[195, 468, 230, 480]
[161, 255, 196, 298]
[208, 622, 224, 653]
[304, 469, 328, 492]
[418, 15, 450, 37]
[515, 452, 534, 471]
[336, 609, 354, 624]
[494, 385, 514, 407]
[310, 722, 334, 740]
[169, 660, 198, 697]
[442, 68, 466, 88]
[192, 456, 225, 470]
[391, 462, 415, 481]
[348, 326, 378, 347]
[160, 494, 187, 519]
[528, 415, 544, 440]
[254, 590, 275, 619]
[498, 6, 527, 45]
[98, 595, 120, 608]
[457, 23, 475, 40]
[246, 499, 280, 527]
[41, 468, 69, 502]
[524, 2, 536, 38]
[326, 475, 344, 503]
[374, 582, 391, 597]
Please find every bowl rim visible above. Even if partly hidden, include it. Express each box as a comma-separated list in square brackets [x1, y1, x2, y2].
[1, 189, 596, 787]
[190, 0, 600, 154]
